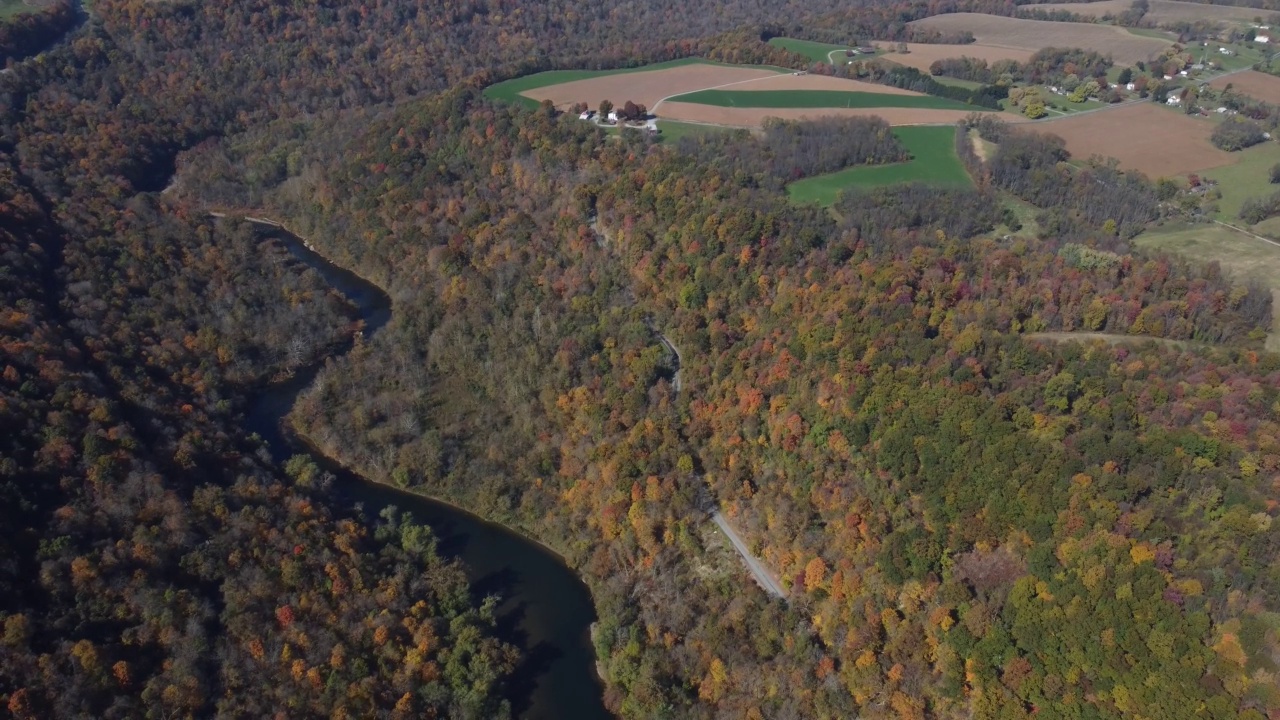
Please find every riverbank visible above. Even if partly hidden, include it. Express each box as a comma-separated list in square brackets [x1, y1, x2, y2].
[216, 212, 611, 720]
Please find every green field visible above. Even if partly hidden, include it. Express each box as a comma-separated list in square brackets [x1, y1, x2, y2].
[1201, 141, 1280, 221]
[1135, 222, 1280, 348]
[0, 0, 42, 18]
[933, 76, 985, 90]
[786, 126, 972, 206]
[482, 59, 786, 108]
[668, 88, 978, 110]
[767, 37, 854, 64]
[656, 120, 737, 143]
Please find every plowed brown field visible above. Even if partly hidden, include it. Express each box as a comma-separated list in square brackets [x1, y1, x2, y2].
[659, 102, 1031, 127]
[521, 64, 781, 110]
[1211, 70, 1280, 105]
[1041, 103, 1233, 177]
[873, 42, 1034, 72]
[908, 14, 1172, 65]
[1033, 0, 1267, 25]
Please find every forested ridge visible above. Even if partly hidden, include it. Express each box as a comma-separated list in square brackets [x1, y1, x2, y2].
[177, 83, 1278, 718]
[1, 0, 1280, 718]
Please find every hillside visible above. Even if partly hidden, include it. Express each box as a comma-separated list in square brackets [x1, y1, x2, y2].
[1, 0, 1279, 718]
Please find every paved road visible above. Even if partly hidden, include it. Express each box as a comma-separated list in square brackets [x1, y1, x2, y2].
[654, 328, 782, 599]
[656, 332, 683, 393]
[712, 511, 786, 599]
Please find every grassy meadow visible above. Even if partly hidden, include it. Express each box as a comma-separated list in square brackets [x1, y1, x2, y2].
[767, 37, 855, 63]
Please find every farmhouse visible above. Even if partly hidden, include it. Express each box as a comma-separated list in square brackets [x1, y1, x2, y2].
[1166, 95, 1181, 105]
[579, 110, 594, 120]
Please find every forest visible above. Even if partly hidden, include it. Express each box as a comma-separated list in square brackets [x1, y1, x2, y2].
[677, 116, 909, 184]
[1, 0, 1279, 717]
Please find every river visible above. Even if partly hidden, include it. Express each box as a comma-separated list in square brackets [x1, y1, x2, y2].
[240, 222, 610, 720]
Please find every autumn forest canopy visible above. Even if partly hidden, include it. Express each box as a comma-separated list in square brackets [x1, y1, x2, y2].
[2, 0, 1280, 718]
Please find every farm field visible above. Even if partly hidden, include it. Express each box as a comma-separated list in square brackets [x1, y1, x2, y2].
[667, 88, 977, 110]
[655, 120, 736, 143]
[872, 42, 1034, 73]
[1031, 0, 1273, 25]
[659, 103, 1024, 127]
[485, 59, 782, 110]
[767, 37, 853, 63]
[1201, 141, 1280, 221]
[719, 74, 919, 94]
[494, 60, 1018, 128]
[908, 14, 1173, 65]
[786, 126, 971, 205]
[1211, 70, 1280, 105]
[1134, 222, 1280, 349]
[1041, 102, 1233, 177]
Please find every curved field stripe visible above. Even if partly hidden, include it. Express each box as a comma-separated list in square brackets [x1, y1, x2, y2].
[786, 126, 972, 206]
[483, 59, 788, 108]
[668, 89, 978, 110]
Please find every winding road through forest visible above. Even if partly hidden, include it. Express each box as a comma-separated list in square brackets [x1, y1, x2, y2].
[657, 329, 787, 600]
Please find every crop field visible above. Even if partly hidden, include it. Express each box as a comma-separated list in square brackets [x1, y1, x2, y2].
[485, 60, 782, 110]
[872, 42, 1035, 73]
[1135, 222, 1280, 349]
[787, 126, 971, 205]
[495, 61, 1016, 128]
[659, 103, 1022, 127]
[1031, 0, 1272, 25]
[1041, 103, 1233, 177]
[723, 74, 920, 94]
[767, 37, 853, 63]
[1211, 71, 1280, 105]
[908, 14, 1173, 65]
[667, 89, 977, 110]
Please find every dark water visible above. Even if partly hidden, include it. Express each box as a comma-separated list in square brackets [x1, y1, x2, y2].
[242, 224, 610, 720]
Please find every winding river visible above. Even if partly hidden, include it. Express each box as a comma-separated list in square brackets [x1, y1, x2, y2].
[240, 223, 610, 720]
